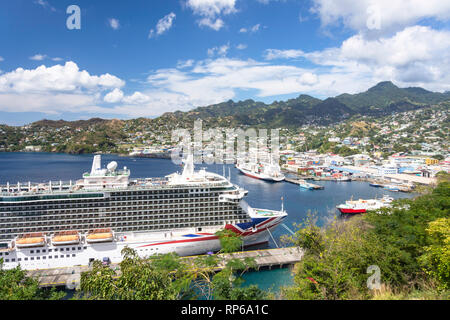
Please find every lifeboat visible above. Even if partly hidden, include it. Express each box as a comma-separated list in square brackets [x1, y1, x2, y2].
[15, 233, 46, 248]
[51, 231, 80, 246]
[86, 228, 114, 243]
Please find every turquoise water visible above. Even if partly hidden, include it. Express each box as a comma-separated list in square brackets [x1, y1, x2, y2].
[240, 267, 294, 297]
[0, 152, 415, 294]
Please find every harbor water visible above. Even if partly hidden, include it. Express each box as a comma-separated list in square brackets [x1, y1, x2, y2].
[0, 152, 415, 295]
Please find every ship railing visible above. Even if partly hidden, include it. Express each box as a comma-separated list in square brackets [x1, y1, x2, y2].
[0, 178, 231, 197]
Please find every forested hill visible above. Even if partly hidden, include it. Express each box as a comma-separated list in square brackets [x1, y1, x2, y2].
[159, 81, 450, 128]
[2, 81, 450, 132]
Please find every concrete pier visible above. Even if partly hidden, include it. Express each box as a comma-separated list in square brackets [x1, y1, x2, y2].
[28, 247, 304, 288]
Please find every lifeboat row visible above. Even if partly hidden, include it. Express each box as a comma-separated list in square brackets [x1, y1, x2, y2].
[14, 229, 114, 248]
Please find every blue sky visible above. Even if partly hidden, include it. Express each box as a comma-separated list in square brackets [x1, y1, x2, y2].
[0, 0, 449, 125]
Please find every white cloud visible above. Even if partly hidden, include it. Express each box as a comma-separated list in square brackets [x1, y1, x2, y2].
[104, 88, 124, 103]
[265, 25, 450, 92]
[29, 54, 47, 61]
[123, 91, 151, 104]
[98, 58, 323, 117]
[0, 57, 4, 62]
[34, 0, 56, 12]
[177, 59, 195, 68]
[207, 44, 230, 57]
[197, 18, 224, 31]
[109, 18, 120, 30]
[0, 61, 125, 114]
[264, 49, 304, 60]
[239, 23, 261, 33]
[236, 44, 247, 50]
[149, 12, 176, 38]
[186, 0, 236, 17]
[311, 0, 450, 35]
[186, 0, 236, 30]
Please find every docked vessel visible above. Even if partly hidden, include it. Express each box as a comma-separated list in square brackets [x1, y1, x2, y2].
[335, 176, 351, 182]
[0, 154, 287, 270]
[337, 195, 394, 214]
[298, 180, 315, 190]
[383, 184, 400, 192]
[236, 160, 285, 182]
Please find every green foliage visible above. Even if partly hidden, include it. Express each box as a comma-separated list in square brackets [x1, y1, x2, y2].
[79, 244, 267, 300]
[419, 218, 450, 290]
[283, 176, 450, 299]
[215, 229, 243, 253]
[0, 259, 65, 300]
[80, 247, 185, 300]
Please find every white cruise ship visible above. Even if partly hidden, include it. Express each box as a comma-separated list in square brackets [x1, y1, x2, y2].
[236, 160, 285, 182]
[0, 155, 287, 270]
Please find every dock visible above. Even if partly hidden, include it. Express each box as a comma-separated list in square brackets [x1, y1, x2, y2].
[28, 247, 304, 288]
[284, 178, 324, 189]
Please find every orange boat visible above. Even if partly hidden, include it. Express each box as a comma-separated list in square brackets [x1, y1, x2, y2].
[86, 228, 114, 243]
[51, 231, 80, 245]
[15, 232, 46, 248]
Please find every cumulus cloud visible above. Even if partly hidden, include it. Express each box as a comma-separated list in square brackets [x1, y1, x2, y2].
[149, 12, 176, 38]
[311, 0, 450, 36]
[264, 26, 450, 92]
[0, 61, 125, 114]
[186, 0, 236, 30]
[104, 88, 124, 103]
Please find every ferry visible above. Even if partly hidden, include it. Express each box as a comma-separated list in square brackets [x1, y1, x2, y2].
[0, 154, 287, 270]
[337, 195, 394, 214]
[236, 160, 285, 182]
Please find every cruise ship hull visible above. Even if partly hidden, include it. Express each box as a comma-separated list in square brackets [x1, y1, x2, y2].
[0, 215, 284, 270]
[237, 166, 285, 182]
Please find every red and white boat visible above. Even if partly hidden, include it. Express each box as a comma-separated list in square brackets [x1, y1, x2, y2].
[337, 195, 394, 214]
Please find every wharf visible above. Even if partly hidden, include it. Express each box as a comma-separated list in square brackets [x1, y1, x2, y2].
[284, 178, 324, 189]
[28, 247, 304, 288]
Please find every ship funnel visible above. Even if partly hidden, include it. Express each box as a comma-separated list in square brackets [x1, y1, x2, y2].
[91, 155, 102, 175]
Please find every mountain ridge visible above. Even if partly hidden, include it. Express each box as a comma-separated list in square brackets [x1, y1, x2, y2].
[158, 81, 450, 127]
[4, 81, 449, 129]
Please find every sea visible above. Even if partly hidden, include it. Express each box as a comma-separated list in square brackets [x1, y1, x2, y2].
[0, 152, 415, 297]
